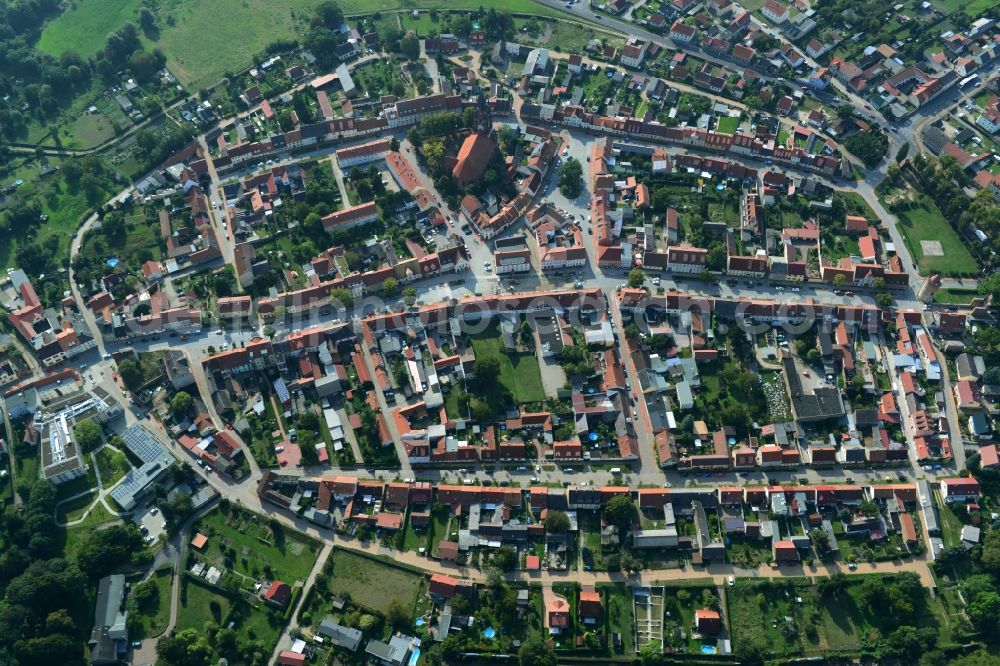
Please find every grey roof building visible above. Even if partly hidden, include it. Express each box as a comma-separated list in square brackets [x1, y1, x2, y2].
[109, 423, 176, 511]
[88, 574, 128, 664]
[318, 617, 363, 651]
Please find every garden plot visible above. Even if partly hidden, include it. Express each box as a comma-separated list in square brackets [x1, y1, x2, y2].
[633, 587, 664, 652]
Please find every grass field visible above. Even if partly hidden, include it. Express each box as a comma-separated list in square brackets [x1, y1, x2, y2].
[891, 196, 976, 276]
[326, 549, 425, 616]
[66, 112, 119, 148]
[138, 0, 576, 88]
[470, 324, 546, 404]
[132, 567, 174, 638]
[194, 506, 319, 583]
[37, 0, 144, 58]
[177, 576, 232, 631]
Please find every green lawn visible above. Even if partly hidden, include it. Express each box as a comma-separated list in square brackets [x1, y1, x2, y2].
[469, 325, 546, 404]
[177, 576, 232, 631]
[935, 491, 965, 549]
[179, 575, 285, 656]
[836, 191, 879, 221]
[193, 506, 320, 583]
[717, 116, 740, 134]
[56, 492, 99, 524]
[132, 566, 174, 638]
[95, 447, 131, 490]
[934, 288, 980, 305]
[891, 196, 976, 276]
[399, 10, 441, 36]
[37, 0, 144, 58]
[325, 549, 427, 617]
[602, 585, 635, 655]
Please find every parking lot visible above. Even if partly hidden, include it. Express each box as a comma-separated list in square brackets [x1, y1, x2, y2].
[134, 504, 168, 545]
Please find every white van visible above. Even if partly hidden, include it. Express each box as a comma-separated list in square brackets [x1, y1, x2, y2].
[610, 467, 622, 474]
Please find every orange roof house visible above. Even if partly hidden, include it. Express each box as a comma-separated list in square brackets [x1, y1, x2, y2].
[546, 593, 571, 632]
[695, 608, 721, 634]
[190, 533, 208, 550]
[264, 580, 292, 608]
[578, 586, 602, 622]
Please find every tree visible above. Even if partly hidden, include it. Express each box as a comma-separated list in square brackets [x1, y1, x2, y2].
[810, 528, 830, 554]
[157, 628, 212, 666]
[544, 510, 570, 533]
[474, 356, 501, 385]
[844, 129, 889, 168]
[400, 34, 420, 59]
[118, 359, 143, 390]
[390, 137, 400, 152]
[876, 292, 894, 309]
[329, 287, 353, 308]
[382, 277, 399, 295]
[132, 578, 159, 609]
[627, 268, 646, 288]
[311, 1, 344, 29]
[73, 419, 103, 453]
[979, 531, 1000, 573]
[979, 273, 1000, 302]
[833, 274, 847, 287]
[170, 391, 193, 420]
[706, 242, 727, 271]
[518, 637, 557, 666]
[967, 591, 1000, 629]
[605, 495, 636, 529]
[960, 574, 997, 604]
[896, 142, 910, 163]
[386, 599, 409, 629]
[858, 499, 879, 517]
[559, 157, 583, 198]
[76, 524, 144, 578]
[402, 287, 418, 304]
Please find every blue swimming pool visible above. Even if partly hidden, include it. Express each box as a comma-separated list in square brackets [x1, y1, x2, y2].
[409, 647, 421, 665]
[701, 645, 716, 654]
[415, 617, 425, 627]
[483, 627, 497, 639]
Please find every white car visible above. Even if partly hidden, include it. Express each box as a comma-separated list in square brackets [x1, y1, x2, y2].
[727, 576, 735, 587]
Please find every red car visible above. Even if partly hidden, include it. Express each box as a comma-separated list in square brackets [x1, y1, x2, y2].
[225, 423, 233, 430]
[845, 291, 856, 297]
